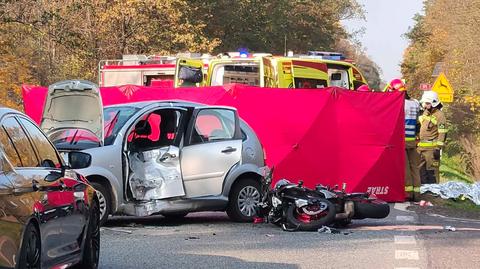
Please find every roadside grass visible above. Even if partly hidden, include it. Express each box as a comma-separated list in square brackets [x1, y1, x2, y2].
[420, 194, 480, 212]
[442, 198, 480, 212]
[413, 193, 480, 219]
[440, 155, 475, 183]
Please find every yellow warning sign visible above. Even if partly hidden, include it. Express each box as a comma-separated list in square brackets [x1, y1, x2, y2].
[432, 72, 454, 103]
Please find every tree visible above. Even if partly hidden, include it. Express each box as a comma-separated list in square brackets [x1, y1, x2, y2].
[191, 0, 364, 53]
[402, 0, 480, 180]
[335, 39, 382, 90]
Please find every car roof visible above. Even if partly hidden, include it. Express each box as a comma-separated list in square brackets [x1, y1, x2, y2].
[0, 107, 22, 118]
[104, 100, 209, 110]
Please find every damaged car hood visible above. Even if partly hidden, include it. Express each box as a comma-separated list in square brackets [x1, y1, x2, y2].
[41, 80, 104, 145]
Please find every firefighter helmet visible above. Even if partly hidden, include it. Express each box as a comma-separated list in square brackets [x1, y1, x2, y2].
[357, 85, 371, 92]
[420, 91, 440, 107]
[386, 78, 406, 92]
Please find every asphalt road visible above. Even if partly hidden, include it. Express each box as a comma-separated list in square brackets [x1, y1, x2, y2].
[98, 203, 480, 269]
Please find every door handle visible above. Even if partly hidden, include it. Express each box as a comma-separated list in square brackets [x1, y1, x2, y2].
[221, 147, 237, 153]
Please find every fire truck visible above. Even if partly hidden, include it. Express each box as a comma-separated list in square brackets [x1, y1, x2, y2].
[98, 55, 178, 87]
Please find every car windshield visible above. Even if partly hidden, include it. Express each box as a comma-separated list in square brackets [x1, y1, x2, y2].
[104, 106, 140, 145]
[46, 106, 139, 150]
[49, 128, 102, 150]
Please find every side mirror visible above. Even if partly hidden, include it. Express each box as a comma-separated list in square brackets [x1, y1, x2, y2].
[68, 152, 92, 169]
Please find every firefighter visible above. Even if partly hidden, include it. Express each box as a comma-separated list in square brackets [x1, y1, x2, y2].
[418, 90, 447, 184]
[386, 79, 421, 201]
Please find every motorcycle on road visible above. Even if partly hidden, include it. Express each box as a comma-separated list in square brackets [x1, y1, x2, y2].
[256, 169, 390, 231]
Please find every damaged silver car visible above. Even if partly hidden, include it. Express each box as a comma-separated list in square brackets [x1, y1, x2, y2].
[40, 80, 268, 224]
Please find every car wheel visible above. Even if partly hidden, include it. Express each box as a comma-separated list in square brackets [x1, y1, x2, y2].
[74, 198, 100, 269]
[18, 222, 41, 269]
[90, 182, 111, 226]
[227, 178, 261, 222]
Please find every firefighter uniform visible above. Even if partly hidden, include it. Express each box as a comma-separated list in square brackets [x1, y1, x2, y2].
[404, 98, 421, 200]
[418, 108, 447, 184]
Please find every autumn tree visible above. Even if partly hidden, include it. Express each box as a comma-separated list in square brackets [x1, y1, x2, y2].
[335, 39, 382, 90]
[402, 0, 480, 180]
[190, 0, 364, 53]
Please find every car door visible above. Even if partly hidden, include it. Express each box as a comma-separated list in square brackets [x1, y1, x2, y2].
[181, 107, 242, 198]
[0, 115, 72, 264]
[125, 108, 187, 200]
[17, 116, 89, 257]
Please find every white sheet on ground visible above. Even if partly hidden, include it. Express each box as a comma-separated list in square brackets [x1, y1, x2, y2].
[420, 181, 480, 205]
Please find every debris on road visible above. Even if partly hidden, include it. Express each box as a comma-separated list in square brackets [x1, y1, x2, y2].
[421, 182, 480, 205]
[265, 234, 275, 238]
[185, 236, 200, 240]
[418, 200, 434, 207]
[444, 226, 456, 232]
[318, 226, 341, 234]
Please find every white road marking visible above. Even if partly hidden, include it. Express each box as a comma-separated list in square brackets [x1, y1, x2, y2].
[394, 235, 417, 245]
[395, 250, 420, 260]
[394, 202, 410, 212]
[396, 215, 415, 222]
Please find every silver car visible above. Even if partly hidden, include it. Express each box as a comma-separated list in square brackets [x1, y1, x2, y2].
[39, 80, 268, 224]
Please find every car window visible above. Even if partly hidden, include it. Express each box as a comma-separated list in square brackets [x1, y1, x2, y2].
[18, 117, 62, 168]
[1, 117, 38, 167]
[191, 109, 235, 144]
[128, 109, 184, 151]
[0, 126, 22, 167]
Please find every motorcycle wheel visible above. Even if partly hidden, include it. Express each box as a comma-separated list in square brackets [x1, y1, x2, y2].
[353, 200, 390, 219]
[285, 199, 336, 231]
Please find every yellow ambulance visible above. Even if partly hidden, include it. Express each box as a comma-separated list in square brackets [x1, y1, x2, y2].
[174, 52, 368, 90]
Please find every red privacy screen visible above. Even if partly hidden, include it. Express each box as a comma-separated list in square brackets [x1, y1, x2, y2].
[23, 84, 405, 202]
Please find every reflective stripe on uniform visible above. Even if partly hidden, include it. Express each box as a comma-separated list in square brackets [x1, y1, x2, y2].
[413, 187, 421, 193]
[405, 137, 416, 141]
[436, 141, 445, 146]
[438, 128, 448, 133]
[418, 141, 437, 147]
[419, 115, 438, 125]
[405, 186, 414, 192]
[405, 124, 416, 129]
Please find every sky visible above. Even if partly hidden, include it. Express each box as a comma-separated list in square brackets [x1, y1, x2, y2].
[342, 0, 424, 82]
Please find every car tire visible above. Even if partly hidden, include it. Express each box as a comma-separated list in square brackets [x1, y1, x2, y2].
[90, 182, 111, 226]
[74, 198, 100, 269]
[227, 178, 261, 222]
[18, 222, 41, 269]
[285, 199, 336, 231]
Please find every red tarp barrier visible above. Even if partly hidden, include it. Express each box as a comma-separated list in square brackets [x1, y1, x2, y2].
[22, 84, 405, 202]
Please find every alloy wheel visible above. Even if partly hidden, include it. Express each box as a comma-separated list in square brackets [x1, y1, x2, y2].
[237, 186, 261, 217]
[96, 190, 107, 221]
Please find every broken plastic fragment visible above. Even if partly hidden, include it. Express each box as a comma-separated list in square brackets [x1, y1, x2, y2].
[444, 226, 456, 232]
[318, 226, 341, 234]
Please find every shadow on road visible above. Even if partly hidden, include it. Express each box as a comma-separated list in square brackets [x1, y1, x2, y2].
[100, 252, 300, 269]
[104, 212, 233, 227]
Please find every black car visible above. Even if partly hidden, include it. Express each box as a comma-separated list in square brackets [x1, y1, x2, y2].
[0, 107, 100, 269]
